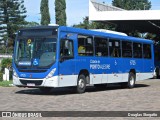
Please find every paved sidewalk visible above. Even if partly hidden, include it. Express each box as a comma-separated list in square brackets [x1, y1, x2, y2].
[0, 79, 160, 119]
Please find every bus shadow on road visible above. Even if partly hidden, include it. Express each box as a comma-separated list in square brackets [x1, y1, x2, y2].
[87, 83, 150, 92]
[15, 87, 77, 96]
[15, 83, 150, 96]
[134, 84, 150, 88]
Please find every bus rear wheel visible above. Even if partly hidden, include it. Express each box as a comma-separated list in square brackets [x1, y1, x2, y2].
[76, 74, 86, 94]
[128, 72, 136, 88]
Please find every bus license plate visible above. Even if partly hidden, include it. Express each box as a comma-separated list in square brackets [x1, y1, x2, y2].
[27, 83, 35, 86]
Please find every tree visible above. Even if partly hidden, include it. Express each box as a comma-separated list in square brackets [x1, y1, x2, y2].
[73, 17, 90, 29]
[55, 0, 67, 26]
[112, 0, 151, 10]
[24, 21, 40, 27]
[40, 0, 50, 25]
[73, 16, 116, 30]
[0, 58, 12, 72]
[0, 0, 27, 42]
[112, 0, 152, 38]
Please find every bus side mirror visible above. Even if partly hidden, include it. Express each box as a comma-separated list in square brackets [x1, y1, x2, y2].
[59, 56, 65, 63]
[65, 40, 69, 49]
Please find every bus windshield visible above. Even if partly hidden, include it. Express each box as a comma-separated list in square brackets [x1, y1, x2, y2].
[14, 37, 57, 68]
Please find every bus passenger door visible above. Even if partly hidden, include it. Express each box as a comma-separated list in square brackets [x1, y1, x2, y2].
[58, 35, 76, 87]
[107, 40, 123, 83]
[107, 58, 123, 83]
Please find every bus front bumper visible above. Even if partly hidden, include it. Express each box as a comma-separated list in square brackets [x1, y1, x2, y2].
[13, 76, 59, 88]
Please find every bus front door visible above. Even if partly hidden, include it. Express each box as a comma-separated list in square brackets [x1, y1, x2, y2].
[58, 36, 76, 87]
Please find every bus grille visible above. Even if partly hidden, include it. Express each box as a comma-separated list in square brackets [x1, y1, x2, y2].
[18, 69, 47, 73]
[20, 80, 43, 86]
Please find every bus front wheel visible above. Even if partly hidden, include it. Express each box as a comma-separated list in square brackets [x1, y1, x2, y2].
[128, 72, 136, 88]
[76, 74, 86, 93]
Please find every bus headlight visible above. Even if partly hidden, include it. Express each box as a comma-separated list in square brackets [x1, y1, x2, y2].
[46, 68, 56, 79]
[13, 69, 18, 78]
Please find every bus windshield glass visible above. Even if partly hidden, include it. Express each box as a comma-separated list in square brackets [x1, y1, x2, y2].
[14, 29, 57, 69]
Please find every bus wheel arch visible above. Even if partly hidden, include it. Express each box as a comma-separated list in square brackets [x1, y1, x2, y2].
[129, 69, 136, 77]
[78, 69, 90, 84]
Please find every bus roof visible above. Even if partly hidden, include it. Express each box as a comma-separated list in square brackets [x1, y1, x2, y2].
[18, 26, 153, 44]
[59, 26, 153, 44]
[90, 29, 128, 36]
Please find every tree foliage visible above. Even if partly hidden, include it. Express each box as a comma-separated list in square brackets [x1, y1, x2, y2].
[0, 58, 12, 72]
[73, 16, 116, 30]
[55, 0, 67, 26]
[112, 0, 151, 10]
[24, 21, 40, 27]
[73, 17, 90, 29]
[112, 0, 154, 39]
[40, 0, 50, 25]
[0, 0, 27, 41]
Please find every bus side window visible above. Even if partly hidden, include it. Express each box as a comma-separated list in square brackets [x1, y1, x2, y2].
[122, 41, 132, 58]
[95, 37, 108, 57]
[78, 35, 93, 56]
[143, 44, 151, 59]
[109, 39, 121, 57]
[133, 43, 142, 58]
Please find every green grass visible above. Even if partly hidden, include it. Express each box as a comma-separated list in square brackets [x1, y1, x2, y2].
[0, 80, 13, 87]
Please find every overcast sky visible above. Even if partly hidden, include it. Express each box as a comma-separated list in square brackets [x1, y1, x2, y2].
[24, 0, 160, 26]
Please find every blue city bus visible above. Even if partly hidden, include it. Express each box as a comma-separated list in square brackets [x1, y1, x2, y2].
[13, 26, 154, 93]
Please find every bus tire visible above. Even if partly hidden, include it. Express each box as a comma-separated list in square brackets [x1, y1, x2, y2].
[39, 87, 52, 93]
[76, 74, 86, 94]
[128, 72, 136, 88]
